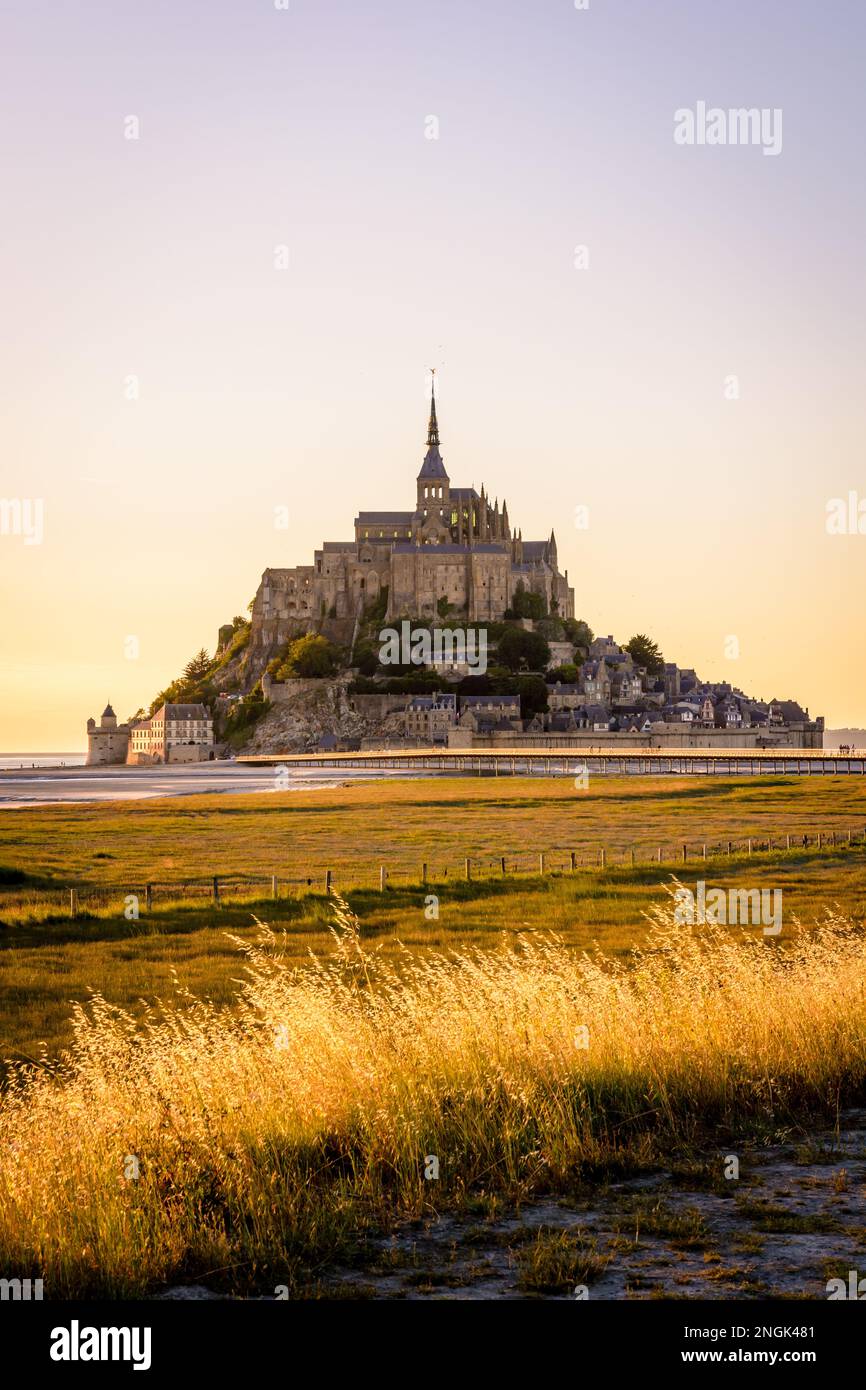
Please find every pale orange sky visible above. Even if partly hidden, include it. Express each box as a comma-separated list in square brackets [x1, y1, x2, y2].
[2, 0, 865, 750]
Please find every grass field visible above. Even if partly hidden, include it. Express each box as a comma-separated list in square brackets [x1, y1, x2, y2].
[0, 890, 864, 1298]
[2, 773, 866, 1298]
[6, 773, 866, 884]
[1, 775, 866, 1063]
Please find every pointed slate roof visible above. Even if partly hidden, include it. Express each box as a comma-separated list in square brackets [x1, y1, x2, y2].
[417, 380, 449, 481]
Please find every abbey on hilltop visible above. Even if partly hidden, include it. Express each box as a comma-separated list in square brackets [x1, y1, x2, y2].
[250, 384, 574, 653]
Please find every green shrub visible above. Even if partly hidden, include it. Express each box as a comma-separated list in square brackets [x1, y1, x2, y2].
[278, 635, 338, 679]
[547, 664, 579, 684]
[223, 689, 271, 748]
[496, 627, 551, 673]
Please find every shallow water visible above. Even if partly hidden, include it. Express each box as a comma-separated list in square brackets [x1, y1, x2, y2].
[0, 762, 443, 807]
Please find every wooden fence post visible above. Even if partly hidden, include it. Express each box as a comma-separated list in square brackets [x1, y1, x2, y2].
[272, 875, 278, 900]
[422, 862, 428, 885]
[145, 883, 153, 912]
[213, 876, 221, 906]
[465, 857, 471, 881]
[702, 844, 707, 860]
[69, 888, 77, 919]
[656, 846, 662, 863]
[682, 844, 687, 862]
[501, 856, 507, 876]
[325, 869, 332, 893]
[538, 853, 545, 875]
[600, 848, 606, 869]
[379, 866, 386, 892]
[631, 848, 636, 867]
[570, 851, 576, 872]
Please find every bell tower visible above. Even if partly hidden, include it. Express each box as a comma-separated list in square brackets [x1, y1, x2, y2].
[415, 375, 450, 518]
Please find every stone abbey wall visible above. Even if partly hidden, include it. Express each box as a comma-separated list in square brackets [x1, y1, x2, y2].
[247, 394, 574, 659]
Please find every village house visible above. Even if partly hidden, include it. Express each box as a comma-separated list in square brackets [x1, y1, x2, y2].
[128, 703, 214, 764]
[405, 692, 458, 743]
[458, 694, 522, 732]
[548, 682, 584, 712]
[580, 659, 612, 703]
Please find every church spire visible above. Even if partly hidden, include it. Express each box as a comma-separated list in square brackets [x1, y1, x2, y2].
[427, 374, 440, 446]
[417, 371, 449, 496]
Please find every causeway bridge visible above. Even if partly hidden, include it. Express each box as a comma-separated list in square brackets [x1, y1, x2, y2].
[237, 747, 866, 777]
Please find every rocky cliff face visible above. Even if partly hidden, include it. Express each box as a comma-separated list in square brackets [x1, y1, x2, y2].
[212, 611, 355, 703]
[239, 675, 404, 754]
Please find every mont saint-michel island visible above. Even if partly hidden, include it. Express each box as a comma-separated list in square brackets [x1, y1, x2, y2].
[5, 1, 866, 1327]
[86, 386, 823, 765]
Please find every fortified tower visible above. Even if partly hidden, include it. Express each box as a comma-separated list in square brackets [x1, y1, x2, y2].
[86, 702, 130, 766]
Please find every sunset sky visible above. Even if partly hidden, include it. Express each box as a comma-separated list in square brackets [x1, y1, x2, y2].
[2, 0, 865, 750]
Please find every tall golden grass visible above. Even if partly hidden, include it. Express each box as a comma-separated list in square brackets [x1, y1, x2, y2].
[1, 887, 864, 1298]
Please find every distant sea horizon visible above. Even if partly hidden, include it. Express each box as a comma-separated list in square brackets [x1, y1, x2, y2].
[0, 752, 87, 770]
